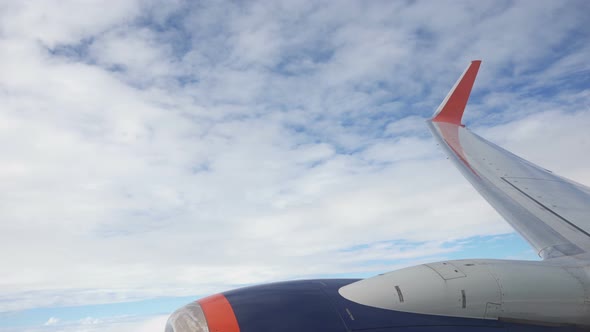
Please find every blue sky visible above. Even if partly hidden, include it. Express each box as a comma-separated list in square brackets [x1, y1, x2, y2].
[0, 1, 589, 331]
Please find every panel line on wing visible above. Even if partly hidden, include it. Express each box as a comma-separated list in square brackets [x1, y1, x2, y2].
[501, 177, 590, 238]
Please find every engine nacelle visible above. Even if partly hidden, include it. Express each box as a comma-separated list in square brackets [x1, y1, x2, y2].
[339, 259, 590, 327]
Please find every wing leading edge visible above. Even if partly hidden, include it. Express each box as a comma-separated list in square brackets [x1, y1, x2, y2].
[428, 61, 590, 260]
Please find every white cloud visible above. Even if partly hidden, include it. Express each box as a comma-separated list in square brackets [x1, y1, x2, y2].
[44, 317, 60, 326]
[0, 0, 588, 317]
[0, 0, 141, 47]
[79, 317, 103, 325]
[8, 315, 167, 332]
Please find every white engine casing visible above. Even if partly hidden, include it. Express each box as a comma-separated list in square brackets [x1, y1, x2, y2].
[339, 259, 590, 327]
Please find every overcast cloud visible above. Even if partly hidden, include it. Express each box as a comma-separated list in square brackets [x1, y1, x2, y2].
[0, 0, 589, 331]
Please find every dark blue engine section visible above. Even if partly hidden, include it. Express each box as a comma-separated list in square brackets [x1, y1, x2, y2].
[223, 279, 584, 332]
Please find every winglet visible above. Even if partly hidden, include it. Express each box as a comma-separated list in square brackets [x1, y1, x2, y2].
[431, 60, 481, 125]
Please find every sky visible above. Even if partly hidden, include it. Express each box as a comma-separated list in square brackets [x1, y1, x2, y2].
[0, 0, 589, 331]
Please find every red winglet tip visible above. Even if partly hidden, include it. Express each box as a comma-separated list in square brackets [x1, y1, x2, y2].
[432, 60, 481, 125]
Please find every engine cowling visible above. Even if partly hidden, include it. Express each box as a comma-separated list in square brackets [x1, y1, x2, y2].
[338, 259, 590, 327]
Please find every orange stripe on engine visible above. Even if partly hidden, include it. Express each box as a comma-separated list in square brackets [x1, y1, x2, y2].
[199, 293, 241, 332]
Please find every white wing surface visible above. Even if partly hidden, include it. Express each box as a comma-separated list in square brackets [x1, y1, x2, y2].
[429, 61, 590, 260]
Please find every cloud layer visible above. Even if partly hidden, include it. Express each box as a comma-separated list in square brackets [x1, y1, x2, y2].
[0, 0, 589, 320]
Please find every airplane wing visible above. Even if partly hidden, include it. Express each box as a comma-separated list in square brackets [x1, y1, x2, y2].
[428, 60, 590, 260]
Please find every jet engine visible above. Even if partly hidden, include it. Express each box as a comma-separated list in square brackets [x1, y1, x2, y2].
[339, 259, 590, 327]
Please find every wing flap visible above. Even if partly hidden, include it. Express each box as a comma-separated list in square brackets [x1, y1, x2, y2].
[502, 177, 590, 237]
